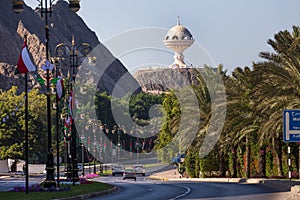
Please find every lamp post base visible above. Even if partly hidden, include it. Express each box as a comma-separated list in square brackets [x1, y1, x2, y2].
[44, 153, 56, 188]
[43, 180, 57, 188]
[72, 158, 79, 184]
[65, 169, 72, 180]
[94, 161, 96, 174]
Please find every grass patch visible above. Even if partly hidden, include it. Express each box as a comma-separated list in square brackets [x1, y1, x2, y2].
[98, 170, 112, 176]
[143, 163, 165, 169]
[0, 182, 113, 200]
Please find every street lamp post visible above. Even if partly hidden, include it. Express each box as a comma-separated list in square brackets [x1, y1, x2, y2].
[112, 125, 121, 164]
[88, 136, 91, 174]
[80, 134, 85, 176]
[55, 36, 94, 184]
[91, 120, 96, 174]
[136, 140, 140, 165]
[12, 0, 82, 188]
[93, 140, 97, 174]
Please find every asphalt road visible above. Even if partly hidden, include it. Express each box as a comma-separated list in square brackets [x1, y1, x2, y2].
[0, 169, 291, 200]
[89, 176, 291, 200]
[90, 176, 188, 200]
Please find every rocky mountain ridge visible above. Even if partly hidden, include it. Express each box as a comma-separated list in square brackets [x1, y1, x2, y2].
[0, 0, 140, 96]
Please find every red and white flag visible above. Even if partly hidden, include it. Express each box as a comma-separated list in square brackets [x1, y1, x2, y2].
[69, 90, 74, 118]
[130, 139, 132, 157]
[56, 70, 64, 101]
[16, 39, 36, 74]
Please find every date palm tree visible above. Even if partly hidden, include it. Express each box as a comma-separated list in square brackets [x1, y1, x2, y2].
[223, 66, 261, 178]
[253, 26, 300, 176]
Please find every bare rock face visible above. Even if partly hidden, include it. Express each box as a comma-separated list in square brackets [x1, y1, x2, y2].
[0, 0, 140, 95]
[134, 68, 200, 93]
[0, 63, 24, 91]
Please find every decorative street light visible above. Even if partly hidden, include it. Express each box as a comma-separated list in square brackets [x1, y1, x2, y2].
[12, 0, 24, 14]
[60, 113, 71, 180]
[112, 125, 122, 164]
[12, 0, 82, 188]
[88, 135, 91, 174]
[55, 36, 94, 184]
[135, 139, 140, 165]
[80, 134, 85, 176]
[93, 140, 97, 174]
[68, 0, 80, 12]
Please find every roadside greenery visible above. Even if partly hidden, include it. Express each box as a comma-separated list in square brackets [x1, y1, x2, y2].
[0, 88, 163, 167]
[0, 87, 47, 169]
[0, 182, 113, 200]
[157, 26, 300, 179]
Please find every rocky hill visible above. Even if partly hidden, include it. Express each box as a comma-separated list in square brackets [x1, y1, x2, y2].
[0, 0, 140, 96]
[134, 68, 200, 93]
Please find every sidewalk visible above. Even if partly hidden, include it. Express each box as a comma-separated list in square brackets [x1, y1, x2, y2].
[149, 168, 300, 185]
[149, 168, 179, 180]
[0, 172, 44, 179]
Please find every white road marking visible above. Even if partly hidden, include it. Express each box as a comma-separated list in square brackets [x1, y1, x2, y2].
[169, 185, 191, 200]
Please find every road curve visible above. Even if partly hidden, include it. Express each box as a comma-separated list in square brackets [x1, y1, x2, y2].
[89, 176, 291, 200]
[89, 180, 189, 200]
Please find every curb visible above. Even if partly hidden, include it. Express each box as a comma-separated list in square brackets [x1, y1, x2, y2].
[54, 186, 118, 200]
[149, 176, 300, 186]
[168, 178, 244, 183]
[148, 175, 169, 181]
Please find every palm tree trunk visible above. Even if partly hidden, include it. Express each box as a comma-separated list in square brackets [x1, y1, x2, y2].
[274, 137, 283, 177]
[258, 146, 266, 177]
[232, 146, 237, 178]
[219, 151, 226, 177]
[246, 136, 251, 178]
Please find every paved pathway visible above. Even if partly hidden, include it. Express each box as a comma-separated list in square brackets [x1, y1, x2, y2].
[0, 173, 44, 191]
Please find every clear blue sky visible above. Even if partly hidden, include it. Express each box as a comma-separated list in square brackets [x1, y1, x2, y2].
[25, 0, 300, 74]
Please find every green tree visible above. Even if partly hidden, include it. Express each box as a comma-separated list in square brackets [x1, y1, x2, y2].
[0, 86, 47, 168]
[155, 91, 180, 163]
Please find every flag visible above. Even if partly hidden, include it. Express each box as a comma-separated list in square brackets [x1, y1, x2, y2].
[142, 139, 145, 150]
[16, 39, 36, 74]
[56, 70, 64, 101]
[64, 116, 72, 133]
[64, 117, 71, 129]
[103, 140, 106, 150]
[130, 139, 132, 157]
[68, 90, 79, 117]
[69, 91, 74, 118]
[149, 138, 153, 149]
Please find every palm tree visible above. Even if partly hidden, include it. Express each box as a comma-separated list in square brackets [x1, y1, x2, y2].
[253, 26, 300, 177]
[191, 65, 228, 177]
[224, 66, 260, 178]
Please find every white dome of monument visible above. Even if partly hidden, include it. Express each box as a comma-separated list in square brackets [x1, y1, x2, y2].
[163, 17, 194, 68]
[165, 23, 193, 41]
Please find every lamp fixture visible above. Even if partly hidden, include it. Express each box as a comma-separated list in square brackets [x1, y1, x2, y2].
[12, 0, 24, 14]
[68, 0, 80, 12]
